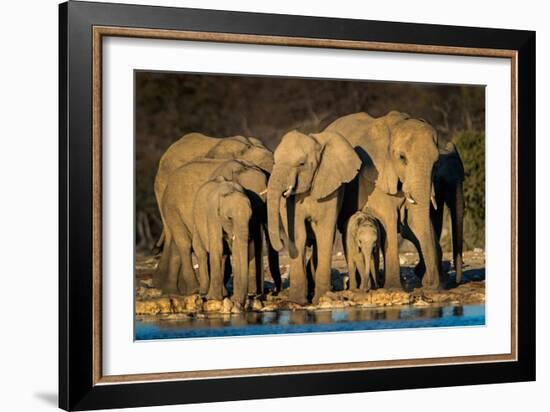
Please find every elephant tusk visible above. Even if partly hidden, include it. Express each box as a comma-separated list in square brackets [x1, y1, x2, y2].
[405, 194, 417, 204]
[283, 185, 294, 198]
[259, 189, 268, 196]
[431, 194, 438, 210]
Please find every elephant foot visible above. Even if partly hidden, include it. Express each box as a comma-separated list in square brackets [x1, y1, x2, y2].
[421, 276, 440, 290]
[206, 291, 223, 301]
[384, 279, 402, 290]
[289, 290, 308, 306]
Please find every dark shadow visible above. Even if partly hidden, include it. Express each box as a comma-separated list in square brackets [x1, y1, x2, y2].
[34, 392, 58, 407]
[445, 267, 485, 289]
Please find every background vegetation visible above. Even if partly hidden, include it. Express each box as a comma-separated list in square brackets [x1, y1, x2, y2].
[135, 72, 485, 253]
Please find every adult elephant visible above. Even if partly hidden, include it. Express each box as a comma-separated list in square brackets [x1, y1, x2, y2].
[431, 141, 465, 283]
[267, 130, 362, 304]
[326, 111, 441, 290]
[155, 159, 280, 295]
[153, 133, 274, 251]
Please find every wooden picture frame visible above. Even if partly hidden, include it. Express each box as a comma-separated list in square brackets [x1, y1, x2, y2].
[59, 1, 535, 410]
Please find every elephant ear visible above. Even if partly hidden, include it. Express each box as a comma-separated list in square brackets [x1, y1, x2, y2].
[310, 132, 362, 201]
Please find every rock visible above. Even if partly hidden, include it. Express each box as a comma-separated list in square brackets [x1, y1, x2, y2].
[135, 300, 160, 315]
[184, 294, 203, 312]
[141, 278, 154, 287]
[203, 299, 223, 312]
[248, 298, 263, 311]
[221, 298, 233, 314]
[135, 286, 162, 300]
[231, 302, 243, 313]
[169, 297, 187, 313]
[260, 303, 278, 312]
[156, 298, 173, 314]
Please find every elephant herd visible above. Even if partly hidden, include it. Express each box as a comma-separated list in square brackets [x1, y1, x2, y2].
[152, 111, 465, 307]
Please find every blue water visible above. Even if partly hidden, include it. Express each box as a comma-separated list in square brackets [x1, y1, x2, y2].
[135, 304, 485, 340]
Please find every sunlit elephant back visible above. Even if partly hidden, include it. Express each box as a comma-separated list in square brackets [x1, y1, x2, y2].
[154, 133, 274, 207]
[327, 111, 441, 290]
[152, 133, 274, 252]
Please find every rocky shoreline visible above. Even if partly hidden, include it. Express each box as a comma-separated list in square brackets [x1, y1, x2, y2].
[135, 250, 485, 320]
[136, 282, 485, 320]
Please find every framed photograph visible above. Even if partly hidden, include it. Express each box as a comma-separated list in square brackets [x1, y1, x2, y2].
[59, 1, 535, 410]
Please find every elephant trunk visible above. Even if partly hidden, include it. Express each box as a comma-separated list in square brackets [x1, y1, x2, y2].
[406, 171, 441, 289]
[360, 247, 373, 290]
[267, 165, 293, 252]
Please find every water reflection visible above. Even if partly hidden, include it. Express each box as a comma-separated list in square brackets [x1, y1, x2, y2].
[136, 304, 485, 340]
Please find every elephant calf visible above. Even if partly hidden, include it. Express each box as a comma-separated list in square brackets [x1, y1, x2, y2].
[191, 177, 252, 305]
[345, 211, 381, 291]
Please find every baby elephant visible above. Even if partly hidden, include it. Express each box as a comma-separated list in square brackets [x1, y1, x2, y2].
[192, 177, 252, 305]
[346, 211, 381, 291]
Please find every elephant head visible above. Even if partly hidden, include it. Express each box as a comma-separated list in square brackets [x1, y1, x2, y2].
[210, 160, 268, 203]
[378, 112, 440, 207]
[201, 177, 252, 303]
[346, 211, 379, 290]
[206, 136, 274, 174]
[267, 130, 361, 252]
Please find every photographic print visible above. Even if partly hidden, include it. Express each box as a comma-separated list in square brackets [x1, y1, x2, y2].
[134, 72, 486, 340]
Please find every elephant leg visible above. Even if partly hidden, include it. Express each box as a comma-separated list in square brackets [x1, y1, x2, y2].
[381, 212, 401, 289]
[447, 182, 464, 283]
[206, 247, 224, 301]
[153, 235, 171, 289]
[311, 221, 336, 304]
[372, 245, 381, 288]
[288, 221, 308, 305]
[172, 233, 199, 295]
[401, 222, 425, 279]
[194, 246, 209, 296]
[222, 255, 230, 297]
[264, 228, 282, 293]
[156, 239, 181, 294]
[306, 240, 317, 300]
[407, 211, 441, 290]
[358, 253, 371, 292]
[348, 256, 358, 290]
[247, 240, 258, 296]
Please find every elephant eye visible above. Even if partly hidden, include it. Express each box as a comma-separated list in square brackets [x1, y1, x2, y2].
[399, 153, 408, 165]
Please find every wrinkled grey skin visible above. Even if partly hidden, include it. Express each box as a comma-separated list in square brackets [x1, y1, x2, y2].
[327, 111, 441, 290]
[267, 130, 361, 304]
[153, 133, 274, 251]
[345, 211, 381, 291]
[191, 178, 251, 304]
[154, 158, 279, 296]
[431, 141, 465, 283]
